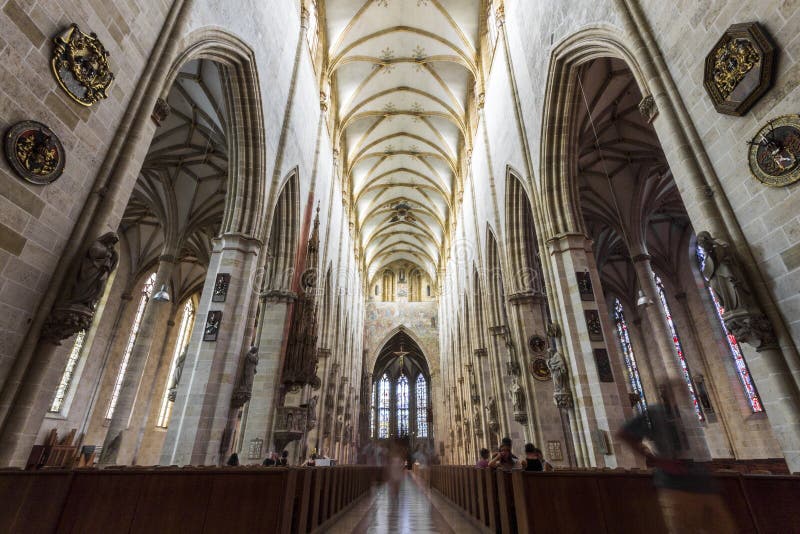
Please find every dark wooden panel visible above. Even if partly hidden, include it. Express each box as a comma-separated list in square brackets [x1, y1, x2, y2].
[57, 471, 144, 533]
[742, 475, 800, 533]
[0, 472, 72, 533]
[522, 473, 607, 534]
[203, 470, 291, 533]
[595, 474, 667, 534]
[129, 472, 214, 533]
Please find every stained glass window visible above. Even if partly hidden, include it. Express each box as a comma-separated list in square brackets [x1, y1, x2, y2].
[397, 374, 409, 436]
[416, 374, 428, 438]
[696, 246, 763, 412]
[106, 272, 157, 419]
[378, 374, 390, 439]
[370, 381, 376, 437]
[654, 273, 704, 421]
[612, 299, 647, 414]
[50, 330, 87, 413]
[156, 299, 195, 428]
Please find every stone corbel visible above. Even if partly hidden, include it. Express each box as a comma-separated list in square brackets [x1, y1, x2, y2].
[508, 290, 544, 305]
[474, 348, 487, 358]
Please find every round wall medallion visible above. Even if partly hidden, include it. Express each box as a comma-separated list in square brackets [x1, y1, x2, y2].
[748, 114, 800, 187]
[4, 121, 65, 185]
[51, 24, 114, 106]
[528, 334, 547, 355]
[530, 358, 551, 381]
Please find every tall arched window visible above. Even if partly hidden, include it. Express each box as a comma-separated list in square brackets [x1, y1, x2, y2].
[106, 272, 157, 419]
[654, 273, 703, 421]
[378, 374, 390, 439]
[612, 298, 647, 414]
[397, 374, 409, 436]
[696, 246, 763, 412]
[49, 330, 87, 413]
[156, 299, 195, 428]
[370, 381, 376, 437]
[416, 374, 428, 438]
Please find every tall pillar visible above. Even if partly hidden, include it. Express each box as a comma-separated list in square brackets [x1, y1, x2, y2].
[546, 233, 637, 467]
[161, 234, 261, 466]
[101, 255, 176, 465]
[630, 254, 709, 459]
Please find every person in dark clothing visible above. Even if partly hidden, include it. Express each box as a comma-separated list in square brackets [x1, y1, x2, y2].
[618, 403, 736, 533]
[521, 443, 544, 472]
[226, 452, 239, 466]
[489, 437, 519, 471]
[277, 450, 289, 466]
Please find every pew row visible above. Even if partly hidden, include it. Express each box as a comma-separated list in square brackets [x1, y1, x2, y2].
[0, 465, 382, 533]
[419, 465, 800, 534]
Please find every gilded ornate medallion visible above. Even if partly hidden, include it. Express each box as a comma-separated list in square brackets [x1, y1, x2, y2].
[4, 121, 65, 185]
[528, 334, 547, 355]
[703, 23, 775, 116]
[748, 115, 800, 187]
[51, 24, 114, 106]
[530, 357, 550, 381]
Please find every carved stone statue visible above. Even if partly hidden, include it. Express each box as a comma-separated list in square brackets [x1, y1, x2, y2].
[473, 410, 483, 437]
[43, 232, 120, 343]
[69, 232, 119, 310]
[307, 395, 318, 429]
[167, 347, 188, 402]
[231, 346, 259, 407]
[697, 231, 776, 349]
[547, 348, 568, 394]
[485, 396, 499, 432]
[696, 232, 755, 313]
[510, 378, 525, 412]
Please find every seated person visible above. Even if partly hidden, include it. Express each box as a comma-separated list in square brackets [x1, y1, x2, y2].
[476, 448, 490, 468]
[521, 443, 545, 472]
[488, 438, 519, 471]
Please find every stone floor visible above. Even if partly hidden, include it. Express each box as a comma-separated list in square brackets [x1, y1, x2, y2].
[326, 472, 483, 533]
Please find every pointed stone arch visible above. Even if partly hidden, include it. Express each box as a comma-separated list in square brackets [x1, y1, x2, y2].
[265, 169, 301, 292]
[505, 167, 543, 295]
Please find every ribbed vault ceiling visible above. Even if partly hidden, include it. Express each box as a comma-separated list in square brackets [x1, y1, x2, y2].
[120, 59, 228, 302]
[576, 58, 691, 304]
[325, 0, 480, 283]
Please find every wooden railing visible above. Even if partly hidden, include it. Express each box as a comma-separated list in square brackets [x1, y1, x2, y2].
[420, 466, 800, 533]
[0, 465, 383, 533]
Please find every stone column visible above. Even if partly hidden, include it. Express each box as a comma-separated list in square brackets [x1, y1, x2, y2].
[161, 234, 261, 466]
[237, 291, 295, 457]
[101, 255, 176, 465]
[630, 254, 709, 459]
[545, 233, 637, 467]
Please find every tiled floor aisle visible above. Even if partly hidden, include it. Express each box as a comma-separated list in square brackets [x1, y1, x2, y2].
[326, 473, 483, 533]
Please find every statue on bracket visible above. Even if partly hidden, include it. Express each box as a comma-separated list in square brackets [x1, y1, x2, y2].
[231, 346, 259, 408]
[697, 231, 776, 350]
[42, 232, 119, 343]
[547, 348, 573, 409]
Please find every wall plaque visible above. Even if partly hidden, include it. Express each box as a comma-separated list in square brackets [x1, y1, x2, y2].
[703, 22, 775, 116]
[748, 114, 800, 187]
[547, 440, 563, 462]
[593, 349, 614, 383]
[51, 24, 114, 106]
[203, 310, 223, 341]
[212, 273, 231, 302]
[584, 310, 603, 341]
[4, 121, 65, 185]
[576, 271, 594, 301]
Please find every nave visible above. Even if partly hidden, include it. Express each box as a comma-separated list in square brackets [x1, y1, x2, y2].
[327, 472, 481, 534]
